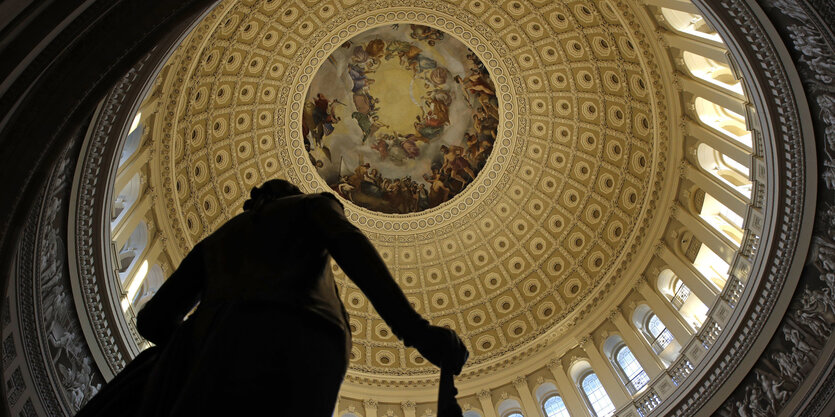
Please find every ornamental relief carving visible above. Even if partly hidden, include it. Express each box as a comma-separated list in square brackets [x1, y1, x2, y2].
[0, 2, 808, 417]
[60, 1, 817, 416]
[712, 0, 835, 415]
[15, 141, 105, 416]
[71, 51, 163, 377]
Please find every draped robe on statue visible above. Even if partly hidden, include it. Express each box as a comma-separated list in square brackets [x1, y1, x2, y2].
[75, 192, 465, 417]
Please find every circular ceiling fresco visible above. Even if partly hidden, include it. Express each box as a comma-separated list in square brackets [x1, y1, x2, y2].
[304, 24, 498, 214]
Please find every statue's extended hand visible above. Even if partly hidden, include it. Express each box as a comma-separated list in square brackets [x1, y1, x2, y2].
[411, 325, 469, 374]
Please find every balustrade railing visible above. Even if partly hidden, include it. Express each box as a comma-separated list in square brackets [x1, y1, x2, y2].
[634, 385, 661, 416]
[740, 229, 760, 258]
[697, 318, 722, 349]
[721, 275, 744, 308]
[668, 355, 695, 385]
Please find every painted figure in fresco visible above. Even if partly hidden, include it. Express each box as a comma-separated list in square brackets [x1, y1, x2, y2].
[364, 38, 386, 61]
[429, 67, 449, 85]
[315, 94, 342, 134]
[756, 372, 788, 412]
[417, 183, 430, 211]
[343, 163, 385, 202]
[410, 24, 444, 45]
[304, 137, 329, 166]
[784, 327, 815, 359]
[75, 180, 469, 417]
[477, 93, 500, 119]
[302, 94, 342, 149]
[352, 112, 388, 143]
[772, 351, 803, 384]
[400, 135, 421, 159]
[336, 176, 356, 201]
[424, 96, 451, 127]
[302, 102, 319, 145]
[385, 40, 423, 65]
[406, 54, 438, 73]
[333, 163, 441, 214]
[348, 64, 375, 93]
[386, 178, 412, 213]
[414, 121, 442, 140]
[411, 88, 454, 141]
[473, 107, 498, 141]
[440, 145, 476, 186]
[348, 162, 371, 189]
[795, 297, 830, 339]
[386, 137, 408, 164]
[364, 168, 381, 187]
[459, 71, 495, 96]
[465, 132, 492, 169]
[371, 138, 389, 160]
[351, 45, 369, 63]
[465, 51, 488, 76]
[424, 169, 451, 208]
[414, 104, 447, 140]
[353, 91, 378, 115]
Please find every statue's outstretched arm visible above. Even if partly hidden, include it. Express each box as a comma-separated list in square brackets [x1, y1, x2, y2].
[309, 193, 468, 371]
[309, 193, 428, 341]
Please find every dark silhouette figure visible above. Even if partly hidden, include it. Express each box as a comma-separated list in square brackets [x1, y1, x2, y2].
[76, 179, 468, 416]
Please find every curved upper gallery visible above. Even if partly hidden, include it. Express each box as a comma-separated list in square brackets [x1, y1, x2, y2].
[103, 0, 764, 412]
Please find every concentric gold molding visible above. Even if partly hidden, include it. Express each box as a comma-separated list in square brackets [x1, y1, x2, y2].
[141, 0, 677, 384]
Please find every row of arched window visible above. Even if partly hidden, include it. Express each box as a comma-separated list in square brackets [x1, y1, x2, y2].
[665, 1, 754, 296]
[527, 3, 752, 415]
[334, 5, 756, 415]
[335, 284, 707, 417]
[111, 111, 165, 317]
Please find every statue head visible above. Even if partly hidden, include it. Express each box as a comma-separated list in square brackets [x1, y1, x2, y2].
[243, 179, 302, 211]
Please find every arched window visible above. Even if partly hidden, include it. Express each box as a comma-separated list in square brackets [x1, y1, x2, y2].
[121, 260, 149, 312]
[682, 51, 743, 95]
[497, 398, 524, 417]
[657, 269, 688, 308]
[534, 382, 567, 417]
[614, 346, 649, 394]
[674, 280, 708, 329]
[603, 335, 649, 395]
[117, 251, 136, 274]
[693, 243, 729, 289]
[699, 192, 744, 245]
[131, 264, 164, 309]
[694, 98, 751, 148]
[645, 314, 674, 354]
[542, 395, 570, 417]
[632, 305, 682, 366]
[120, 112, 144, 165]
[670, 279, 691, 310]
[117, 221, 148, 284]
[696, 143, 752, 197]
[658, 270, 709, 331]
[112, 172, 141, 226]
[463, 411, 484, 417]
[581, 373, 615, 417]
[660, 8, 722, 42]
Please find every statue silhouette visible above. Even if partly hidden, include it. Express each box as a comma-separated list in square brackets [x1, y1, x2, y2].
[76, 179, 469, 416]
